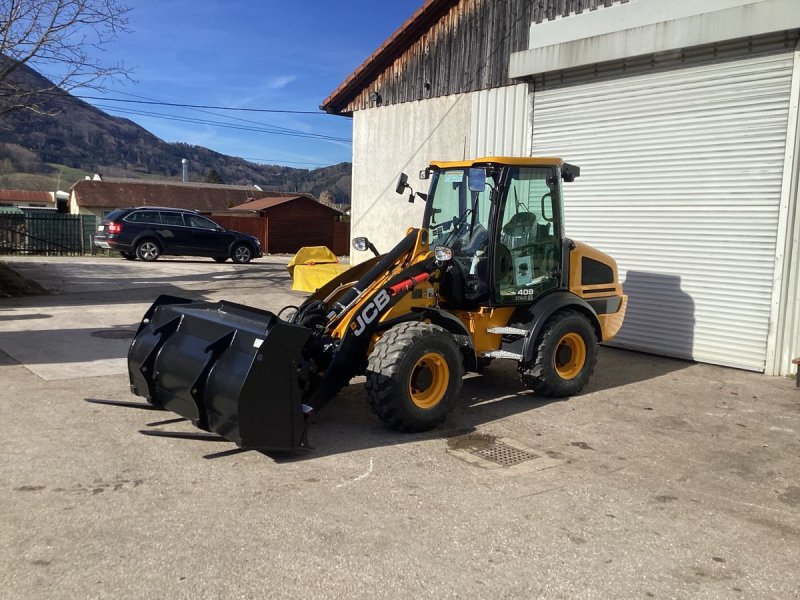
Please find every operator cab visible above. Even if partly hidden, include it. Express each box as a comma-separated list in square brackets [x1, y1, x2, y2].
[420, 158, 572, 307]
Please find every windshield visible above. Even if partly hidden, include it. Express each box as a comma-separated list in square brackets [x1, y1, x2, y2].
[427, 168, 496, 257]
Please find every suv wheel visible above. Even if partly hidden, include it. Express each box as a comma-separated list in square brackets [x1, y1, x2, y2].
[136, 239, 161, 262]
[231, 243, 252, 264]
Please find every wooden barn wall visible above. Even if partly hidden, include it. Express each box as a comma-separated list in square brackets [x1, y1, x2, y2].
[211, 215, 269, 250]
[265, 199, 342, 254]
[332, 221, 351, 256]
[342, 0, 628, 113]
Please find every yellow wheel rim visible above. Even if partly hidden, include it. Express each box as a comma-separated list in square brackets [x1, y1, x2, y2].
[409, 352, 450, 409]
[554, 332, 586, 380]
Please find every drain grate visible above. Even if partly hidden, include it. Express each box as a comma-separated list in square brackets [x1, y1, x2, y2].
[471, 441, 539, 467]
[91, 329, 137, 339]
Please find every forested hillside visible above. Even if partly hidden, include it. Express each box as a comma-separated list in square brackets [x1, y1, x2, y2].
[0, 63, 351, 204]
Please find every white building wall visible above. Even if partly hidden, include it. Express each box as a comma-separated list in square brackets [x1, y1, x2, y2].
[770, 47, 800, 377]
[469, 84, 531, 158]
[350, 84, 530, 263]
[350, 95, 470, 263]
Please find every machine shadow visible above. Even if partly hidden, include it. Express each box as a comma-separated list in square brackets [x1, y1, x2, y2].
[588, 269, 697, 392]
[268, 348, 689, 462]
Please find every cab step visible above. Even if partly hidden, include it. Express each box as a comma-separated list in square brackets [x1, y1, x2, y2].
[486, 326, 529, 336]
[481, 349, 523, 360]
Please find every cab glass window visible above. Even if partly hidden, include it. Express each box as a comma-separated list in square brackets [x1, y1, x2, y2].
[427, 168, 494, 251]
[494, 167, 561, 303]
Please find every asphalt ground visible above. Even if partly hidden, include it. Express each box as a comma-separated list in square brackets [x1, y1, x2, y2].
[1, 255, 798, 599]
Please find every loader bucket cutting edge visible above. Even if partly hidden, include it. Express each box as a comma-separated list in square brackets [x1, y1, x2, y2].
[128, 296, 313, 451]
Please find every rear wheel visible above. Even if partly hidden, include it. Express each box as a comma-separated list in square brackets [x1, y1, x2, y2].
[231, 243, 252, 264]
[521, 309, 598, 397]
[135, 239, 160, 262]
[120, 251, 136, 261]
[366, 322, 463, 432]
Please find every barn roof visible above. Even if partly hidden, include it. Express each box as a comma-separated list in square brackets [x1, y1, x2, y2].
[230, 195, 343, 215]
[0, 189, 53, 203]
[320, 0, 458, 115]
[71, 179, 295, 212]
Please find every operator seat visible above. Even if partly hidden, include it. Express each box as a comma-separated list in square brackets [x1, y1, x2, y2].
[501, 211, 537, 251]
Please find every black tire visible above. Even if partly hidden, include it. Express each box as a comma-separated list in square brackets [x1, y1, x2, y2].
[213, 257, 228, 263]
[521, 309, 598, 397]
[231, 243, 252, 264]
[120, 251, 136, 261]
[135, 239, 160, 262]
[366, 322, 463, 432]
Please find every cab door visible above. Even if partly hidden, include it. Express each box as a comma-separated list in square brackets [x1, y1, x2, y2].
[491, 166, 563, 305]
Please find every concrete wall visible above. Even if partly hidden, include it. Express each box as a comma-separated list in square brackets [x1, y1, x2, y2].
[349, 84, 531, 263]
[350, 94, 471, 263]
[509, 0, 800, 78]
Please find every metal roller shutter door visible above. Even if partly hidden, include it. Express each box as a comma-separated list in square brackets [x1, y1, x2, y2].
[532, 52, 795, 370]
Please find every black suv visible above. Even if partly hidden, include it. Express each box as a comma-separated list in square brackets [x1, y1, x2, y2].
[94, 207, 262, 263]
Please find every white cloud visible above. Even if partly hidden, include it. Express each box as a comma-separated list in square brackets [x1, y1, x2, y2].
[266, 75, 297, 90]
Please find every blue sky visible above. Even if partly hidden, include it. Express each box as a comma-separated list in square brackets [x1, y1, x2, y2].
[77, 0, 424, 169]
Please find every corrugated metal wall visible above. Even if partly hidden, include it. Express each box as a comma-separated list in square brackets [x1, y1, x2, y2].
[469, 83, 531, 157]
[532, 52, 796, 370]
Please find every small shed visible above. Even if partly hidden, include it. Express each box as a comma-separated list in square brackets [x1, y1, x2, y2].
[223, 195, 348, 254]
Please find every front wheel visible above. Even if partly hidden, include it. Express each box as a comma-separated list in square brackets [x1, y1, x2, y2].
[366, 322, 463, 432]
[231, 243, 252, 264]
[135, 240, 160, 262]
[521, 309, 598, 397]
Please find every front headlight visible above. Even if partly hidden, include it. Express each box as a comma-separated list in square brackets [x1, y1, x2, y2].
[352, 237, 369, 252]
[434, 245, 453, 262]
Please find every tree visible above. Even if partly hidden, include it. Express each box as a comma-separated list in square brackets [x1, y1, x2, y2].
[205, 168, 223, 184]
[0, 0, 131, 115]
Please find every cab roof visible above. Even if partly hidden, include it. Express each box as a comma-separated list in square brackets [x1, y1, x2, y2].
[429, 156, 565, 169]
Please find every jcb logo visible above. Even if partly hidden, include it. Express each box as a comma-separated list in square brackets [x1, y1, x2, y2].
[351, 290, 391, 336]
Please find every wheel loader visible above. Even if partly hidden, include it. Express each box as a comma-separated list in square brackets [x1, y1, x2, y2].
[125, 157, 627, 451]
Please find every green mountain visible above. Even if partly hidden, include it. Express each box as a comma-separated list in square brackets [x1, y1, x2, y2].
[0, 63, 351, 204]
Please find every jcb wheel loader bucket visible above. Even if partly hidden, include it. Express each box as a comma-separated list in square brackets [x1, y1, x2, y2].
[128, 295, 312, 451]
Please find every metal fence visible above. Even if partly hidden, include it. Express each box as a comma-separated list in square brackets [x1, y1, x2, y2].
[0, 211, 96, 256]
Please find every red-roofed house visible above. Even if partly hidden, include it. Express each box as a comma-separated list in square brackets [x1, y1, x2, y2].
[69, 178, 295, 220]
[0, 189, 55, 210]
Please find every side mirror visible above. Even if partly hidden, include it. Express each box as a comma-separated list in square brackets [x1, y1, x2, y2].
[468, 168, 486, 192]
[395, 173, 409, 195]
